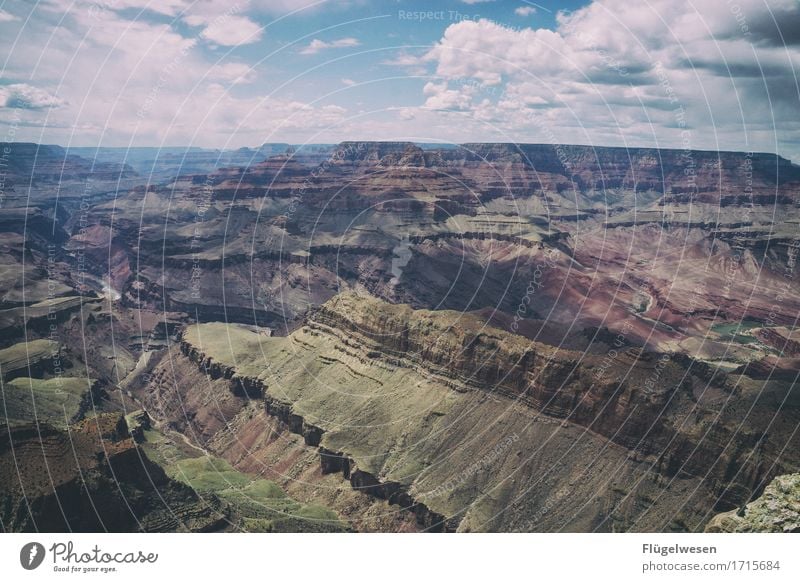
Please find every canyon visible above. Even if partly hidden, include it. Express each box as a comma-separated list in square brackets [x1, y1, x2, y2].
[1, 140, 798, 532]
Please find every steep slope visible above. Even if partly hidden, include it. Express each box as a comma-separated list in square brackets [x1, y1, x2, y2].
[138, 292, 799, 531]
[0, 413, 229, 532]
[5, 140, 798, 533]
[73, 142, 799, 376]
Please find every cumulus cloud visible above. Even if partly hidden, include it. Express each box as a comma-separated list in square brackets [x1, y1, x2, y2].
[0, 2, 347, 146]
[423, 82, 474, 111]
[2, 0, 797, 157]
[208, 62, 257, 84]
[47, 1, 263, 47]
[381, 51, 428, 76]
[418, 0, 800, 158]
[195, 15, 263, 46]
[45, 0, 319, 19]
[41, 0, 188, 18]
[514, 6, 536, 17]
[382, 52, 423, 67]
[299, 37, 360, 55]
[0, 84, 66, 109]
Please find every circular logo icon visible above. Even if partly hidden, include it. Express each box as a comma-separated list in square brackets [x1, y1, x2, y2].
[20, 542, 46, 570]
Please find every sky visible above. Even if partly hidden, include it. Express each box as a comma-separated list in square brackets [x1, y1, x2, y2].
[1, 0, 799, 160]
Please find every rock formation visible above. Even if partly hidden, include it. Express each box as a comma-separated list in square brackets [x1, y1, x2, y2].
[2, 140, 798, 532]
[705, 473, 800, 532]
[0, 414, 229, 532]
[138, 291, 799, 532]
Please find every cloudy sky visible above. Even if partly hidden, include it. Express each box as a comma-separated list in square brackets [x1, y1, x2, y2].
[1, 0, 798, 160]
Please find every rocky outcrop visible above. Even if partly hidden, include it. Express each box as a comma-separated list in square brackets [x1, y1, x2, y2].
[754, 328, 800, 357]
[124, 410, 151, 443]
[705, 473, 800, 532]
[408, 231, 540, 249]
[0, 339, 63, 381]
[0, 413, 230, 532]
[171, 293, 800, 530]
[0, 142, 136, 188]
[72, 141, 800, 357]
[288, 422, 450, 531]
[180, 340, 262, 398]
[141, 344, 424, 532]
[178, 334, 451, 531]
[22, 139, 799, 533]
[306, 294, 797, 513]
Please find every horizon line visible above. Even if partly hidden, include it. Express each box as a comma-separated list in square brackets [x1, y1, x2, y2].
[1, 140, 793, 162]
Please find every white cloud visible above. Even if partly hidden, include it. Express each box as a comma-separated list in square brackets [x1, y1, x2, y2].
[0, 84, 65, 109]
[381, 51, 428, 76]
[299, 37, 360, 55]
[45, 0, 323, 19]
[196, 15, 263, 46]
[2, 0, 798, 157]
[208, 62, 256, 84]
[0, 4, 348, 146]
[397, 108, 416, 120]
[416, 1, 800, 158]
[514, 6, 536, 17]
[423, 82, 474, 111]
[0, 9, 20, 22]
[48, 1, 262, 47]
[42, 0, 188, 17]
[341, 78, 357, 86]
[382, 52, 423, 67]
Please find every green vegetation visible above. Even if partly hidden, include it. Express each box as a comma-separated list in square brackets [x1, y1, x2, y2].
[1, 376, 92, 428]
[172, 456, 253, 492]
[218, 481, 341, 533]
[711, 320, 763, 345]
[183, 322, 276, 377]
[139, 428, 347, 532]
[183, 297, 722, 532]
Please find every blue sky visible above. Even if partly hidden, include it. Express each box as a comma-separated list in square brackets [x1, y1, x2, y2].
[1, 0, 799, 160]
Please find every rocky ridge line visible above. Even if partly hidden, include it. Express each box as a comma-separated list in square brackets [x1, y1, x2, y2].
[178, 338, 453, 532]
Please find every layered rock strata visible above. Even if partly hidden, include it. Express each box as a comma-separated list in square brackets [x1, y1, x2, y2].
[142, 292, 800, 531]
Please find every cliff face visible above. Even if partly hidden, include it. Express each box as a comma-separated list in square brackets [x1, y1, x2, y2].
[0, 413, 229, 532]
[141, 343, 424, 533]
[65, 141, 798, 374]
[457, 143, 800, 189]
[308, 294, 798, 507]
[311, 294, 684, 435]
[146, 292, 799, 532]
[5, 140, 799, 533]
[149, 339, 705, 532]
